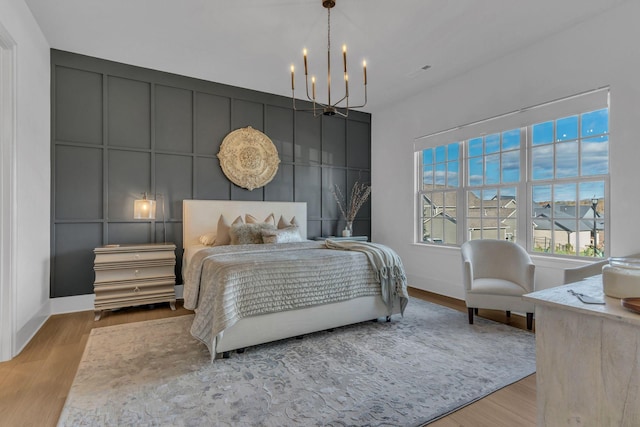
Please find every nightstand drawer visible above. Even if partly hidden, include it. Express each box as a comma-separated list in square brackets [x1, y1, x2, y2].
[95, 249, 175, 265]
[94, 265, 175, 283]
[94, 279, 175, 303]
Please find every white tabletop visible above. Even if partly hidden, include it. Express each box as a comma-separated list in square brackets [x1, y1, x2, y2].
[523, 274, 640, 327]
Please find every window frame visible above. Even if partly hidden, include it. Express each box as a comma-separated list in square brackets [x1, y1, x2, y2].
[415, 142, 462, 246]
[414, 89, 610, 259]
[526, 111, 609, 257]
[462, 128, 527, 244]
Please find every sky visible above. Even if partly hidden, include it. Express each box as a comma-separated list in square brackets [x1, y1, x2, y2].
[422, 108, 609, 204]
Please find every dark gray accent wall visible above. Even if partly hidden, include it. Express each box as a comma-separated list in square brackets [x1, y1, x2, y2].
[50, 50, 372, 298]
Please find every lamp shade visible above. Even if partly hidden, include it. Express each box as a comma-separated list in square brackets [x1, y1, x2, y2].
[134, 198, 156, 219]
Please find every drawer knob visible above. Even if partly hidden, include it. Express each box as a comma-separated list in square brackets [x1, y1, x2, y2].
[134, 269, 140, 276]
[133, 286, 140, 293]
[134, 253, 141, 260]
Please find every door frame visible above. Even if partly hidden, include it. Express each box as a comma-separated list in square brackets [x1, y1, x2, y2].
[0, 22, 17, 361]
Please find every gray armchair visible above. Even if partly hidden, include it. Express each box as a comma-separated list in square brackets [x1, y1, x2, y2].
[461, 239, 535, 330]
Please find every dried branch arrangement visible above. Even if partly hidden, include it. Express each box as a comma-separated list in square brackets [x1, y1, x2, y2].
[332, 181, 371, 222]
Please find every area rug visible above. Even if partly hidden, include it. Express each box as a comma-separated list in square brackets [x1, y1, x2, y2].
[58, 298, 536, 426]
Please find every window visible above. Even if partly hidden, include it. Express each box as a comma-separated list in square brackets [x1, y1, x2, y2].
[530, 109, 608, 256]
[466, 129, 522, 242]
[418, 142, 459, 245]
[415, 90, 609, 258]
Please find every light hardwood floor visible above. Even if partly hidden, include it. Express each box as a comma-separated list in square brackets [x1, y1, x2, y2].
[0, 290, 536, 427]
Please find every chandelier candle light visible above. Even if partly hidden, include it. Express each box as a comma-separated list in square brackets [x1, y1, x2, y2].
[290, 0, 367, 117]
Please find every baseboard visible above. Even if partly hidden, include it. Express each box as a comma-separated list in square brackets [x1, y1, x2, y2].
[14, 301, 49, 357]
[406, 273, 464, 300]
[49, 285, 185, 315]
[49, 293, 95, 314]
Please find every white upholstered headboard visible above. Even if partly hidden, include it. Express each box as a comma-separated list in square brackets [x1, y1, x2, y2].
[182, 200, 308, 247]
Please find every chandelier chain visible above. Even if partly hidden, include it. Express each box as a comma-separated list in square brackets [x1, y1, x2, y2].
[327, 7, 331, 54]
[327, 7, 331, 105]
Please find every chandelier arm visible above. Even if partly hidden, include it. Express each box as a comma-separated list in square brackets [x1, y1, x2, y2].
[331, 108, 349, 118]
[329, 83, 367, 109]
[332, 94, 349, 107]
[310, 98, 329, 109]
[304, 73, 314, 102]
[345, 102, 367, 109]
[293, 88, 331, 114]
[294, 107, 329, 113]
[344, 74, 348, 99]
[346, 99, 367, 108]
[346, 85, 367, 109]
[337, 99, 366, 111]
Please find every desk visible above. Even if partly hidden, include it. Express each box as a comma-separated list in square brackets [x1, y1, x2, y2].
[524, 276, 640, 426]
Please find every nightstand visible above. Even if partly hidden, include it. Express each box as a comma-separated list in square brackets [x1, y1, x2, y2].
[93, 243, 177, 320]
[314, 236, 369, 242]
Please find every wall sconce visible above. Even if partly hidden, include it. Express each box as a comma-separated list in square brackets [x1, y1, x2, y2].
[134, 192, 166, 243]
[133, 192, 156, 219]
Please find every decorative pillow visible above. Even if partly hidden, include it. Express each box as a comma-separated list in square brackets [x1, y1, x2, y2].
[230, 223, 276, 245]
[198, 231, 217, 246]
[277, 215, 299, 229]
[262, 226, 303, 244]
[246, 213, 276, 227]
[214, 215, 244, 246]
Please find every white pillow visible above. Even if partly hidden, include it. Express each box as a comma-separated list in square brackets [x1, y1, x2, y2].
[198, 232, 217, 246]
[262, 226, 303, 244]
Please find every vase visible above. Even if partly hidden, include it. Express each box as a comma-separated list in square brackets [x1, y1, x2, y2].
[342, 221, 353, 237]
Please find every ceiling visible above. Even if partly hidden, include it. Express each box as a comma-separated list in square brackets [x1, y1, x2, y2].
[25, 0, 628, 114]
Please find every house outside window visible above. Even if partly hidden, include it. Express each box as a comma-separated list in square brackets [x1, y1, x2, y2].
[415, 89, 609, 258]
[419, 142, 459, 245]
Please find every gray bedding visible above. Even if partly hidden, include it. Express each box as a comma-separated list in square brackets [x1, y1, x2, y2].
[183, 241, 408, 355]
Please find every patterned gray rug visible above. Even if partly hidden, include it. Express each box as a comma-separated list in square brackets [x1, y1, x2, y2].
[58, 298, 536, 426]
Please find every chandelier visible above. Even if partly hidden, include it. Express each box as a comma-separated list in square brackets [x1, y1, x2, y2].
[290, 0, 367, 117]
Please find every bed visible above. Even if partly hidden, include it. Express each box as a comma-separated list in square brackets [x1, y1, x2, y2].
[182, 199, 408, 360]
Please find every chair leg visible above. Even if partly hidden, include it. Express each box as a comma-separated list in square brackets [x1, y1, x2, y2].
[474, 308, 479, 315]
[468, 307, 474, 325]
[526, 312, 534, 330]
[506, 310, 511, 318]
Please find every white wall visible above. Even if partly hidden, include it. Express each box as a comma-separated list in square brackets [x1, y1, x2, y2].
[372, 1, 640, 300]
[0, 0, 51, 356]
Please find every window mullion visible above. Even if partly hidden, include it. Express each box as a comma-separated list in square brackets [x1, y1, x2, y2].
[458, 141, 466, 245]
[521, 126, 531, 252]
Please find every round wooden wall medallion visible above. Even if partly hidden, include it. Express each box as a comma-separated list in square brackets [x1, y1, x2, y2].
[217, 126, 280, 191]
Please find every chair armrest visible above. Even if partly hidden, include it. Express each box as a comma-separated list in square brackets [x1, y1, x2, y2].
[462, 260, 473, 291]
[523, 263, 535, 293]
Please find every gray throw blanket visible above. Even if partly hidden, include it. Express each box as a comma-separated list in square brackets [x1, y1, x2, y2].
[324, 239, 409, 315]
